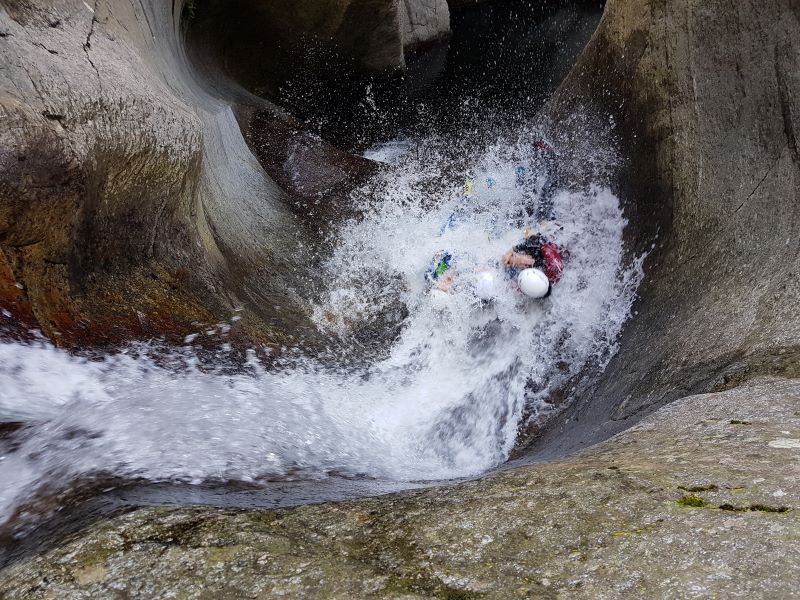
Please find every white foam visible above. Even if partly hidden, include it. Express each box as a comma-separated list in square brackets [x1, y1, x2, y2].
[362, 139, 412, 164]
[0, 130, 644, 527]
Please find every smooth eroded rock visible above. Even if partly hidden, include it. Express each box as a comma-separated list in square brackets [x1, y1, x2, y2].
[0, 0, 325, 346]
[534, 0, 800, 455]
[1, 378, 798, 598]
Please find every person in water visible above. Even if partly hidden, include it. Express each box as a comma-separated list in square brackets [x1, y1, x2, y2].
[426, 251, 456, 292]
[501, 223, 565, 297]
[426, 143, 562, 298]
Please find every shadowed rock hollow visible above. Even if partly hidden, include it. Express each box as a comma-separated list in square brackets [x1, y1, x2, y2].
[0, 0, 799, 595]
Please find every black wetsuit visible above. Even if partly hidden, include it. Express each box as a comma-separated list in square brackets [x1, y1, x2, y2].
[513, 234, 548, 270]
[527, 142, 561, 222]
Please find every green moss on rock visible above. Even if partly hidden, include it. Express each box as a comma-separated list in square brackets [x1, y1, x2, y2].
[676, 494, 710, 508]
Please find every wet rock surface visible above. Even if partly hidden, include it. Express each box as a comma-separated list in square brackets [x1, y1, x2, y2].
[1, 378, 798, 598]
[0, 0, 307, 346]
[401, 0, 451, 51]
[534, 0, 800, 455]
[238, 107, 377, 220]
[1, 0, 799, 596]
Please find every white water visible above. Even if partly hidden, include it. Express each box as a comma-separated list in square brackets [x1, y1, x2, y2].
[0, 130, 643, 528]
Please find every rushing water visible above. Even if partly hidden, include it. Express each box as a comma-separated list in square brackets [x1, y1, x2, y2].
[0, 124, 643, 531]
[265, 0, 604, 150]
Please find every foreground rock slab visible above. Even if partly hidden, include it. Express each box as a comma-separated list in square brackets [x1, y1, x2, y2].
[1, 378, 798, 598]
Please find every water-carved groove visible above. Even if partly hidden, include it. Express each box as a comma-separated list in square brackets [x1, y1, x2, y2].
[0, 0, 799, 594]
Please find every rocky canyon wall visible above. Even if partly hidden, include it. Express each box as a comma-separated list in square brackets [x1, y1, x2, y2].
[0, 0, 453, 347]
[535, 0, 800, 454]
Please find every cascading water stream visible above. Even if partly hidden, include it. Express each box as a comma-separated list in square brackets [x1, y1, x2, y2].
[0, 123, 643, 532]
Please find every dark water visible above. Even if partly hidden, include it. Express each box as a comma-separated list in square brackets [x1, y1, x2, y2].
[270, 0, 604, 151]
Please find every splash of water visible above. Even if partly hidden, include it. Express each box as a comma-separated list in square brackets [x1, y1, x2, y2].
[0, 129, 643, 529]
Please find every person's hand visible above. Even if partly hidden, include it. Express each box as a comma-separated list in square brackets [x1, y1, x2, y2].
[501, 250, 514, 267]
[437, 272, 456, 292]
[515, 254, 535, 268]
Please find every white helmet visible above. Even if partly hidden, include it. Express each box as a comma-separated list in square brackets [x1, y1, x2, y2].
[517, 268, 550, 299]
[429, 288, 451, 310]
[474, 270, 498, 301]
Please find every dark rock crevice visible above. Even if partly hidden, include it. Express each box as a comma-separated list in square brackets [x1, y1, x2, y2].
[82, 0, 101, 86]
[775, 38, 799, 164]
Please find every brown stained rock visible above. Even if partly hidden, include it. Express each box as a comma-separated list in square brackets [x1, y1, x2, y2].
[0, 248, 35, 330]
[0, 0, 317, 348]
[1, 378, 798, 598]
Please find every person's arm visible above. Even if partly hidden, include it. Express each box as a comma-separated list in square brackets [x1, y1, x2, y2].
[501, 250, 536, 269]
